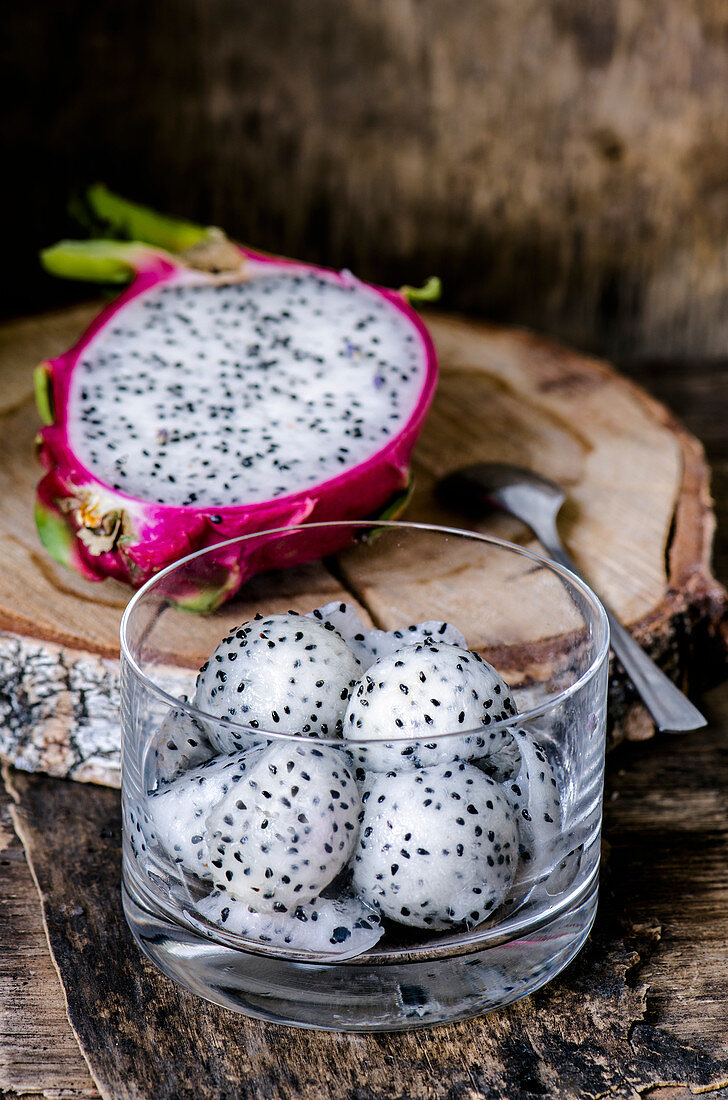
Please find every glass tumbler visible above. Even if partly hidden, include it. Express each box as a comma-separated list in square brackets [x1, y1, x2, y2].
[120, 521, 609, 1031]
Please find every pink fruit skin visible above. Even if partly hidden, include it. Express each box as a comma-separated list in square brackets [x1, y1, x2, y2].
[35, 246, 438, 602]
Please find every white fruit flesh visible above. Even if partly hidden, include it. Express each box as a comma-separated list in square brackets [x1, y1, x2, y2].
[352, 762, 519, 929]
[308, 600, 467, 668]
[501, 731, 563, 880]
[67, 268, 428, 507]
[193, 613, 362, 746]
[205, 742, 361, 910]
[142, 606, 567, 960]
[193, 891, 383, 960]
[344, 640, 518, 772]
[148, 747, 265, 878]
[147, 700, 215, 786]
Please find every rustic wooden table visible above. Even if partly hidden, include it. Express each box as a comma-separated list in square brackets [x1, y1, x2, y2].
[1, 353, 727, 1100]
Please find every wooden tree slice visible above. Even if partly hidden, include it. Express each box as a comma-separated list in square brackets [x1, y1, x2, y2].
[0, 305, 725, 786]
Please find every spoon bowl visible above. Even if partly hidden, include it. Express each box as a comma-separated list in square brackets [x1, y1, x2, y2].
[439, 463, 566, 545]
[438, 462, 707, 734]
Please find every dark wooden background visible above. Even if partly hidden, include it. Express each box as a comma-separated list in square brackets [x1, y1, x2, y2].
[6, 0, 728, 359]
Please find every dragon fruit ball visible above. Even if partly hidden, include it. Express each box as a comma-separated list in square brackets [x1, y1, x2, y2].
[195, 891, 383, 960]
[147, 745, 266, 879]
[193, 611, 362, 753]
[352, 761, 519, 929]
[205, 741, 362, 911]
[498, 730, 563, 881]
[308, 601, 467, 667]
[344, 640, 519, 773]
[147, 697, 215, 786]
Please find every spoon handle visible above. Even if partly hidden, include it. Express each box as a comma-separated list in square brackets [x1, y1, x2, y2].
[536, 538, 707, 733]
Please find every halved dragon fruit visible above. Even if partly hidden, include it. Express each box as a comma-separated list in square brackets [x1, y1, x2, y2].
[35, 187, 438, 605]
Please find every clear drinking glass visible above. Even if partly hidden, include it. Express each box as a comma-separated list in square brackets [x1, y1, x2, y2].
[120, 521, 609, 1031]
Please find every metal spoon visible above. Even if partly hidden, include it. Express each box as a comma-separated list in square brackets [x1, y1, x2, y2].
[438, 462, 707, 732]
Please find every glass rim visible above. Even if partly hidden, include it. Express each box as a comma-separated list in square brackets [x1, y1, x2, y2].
[119, 519, 610, 745]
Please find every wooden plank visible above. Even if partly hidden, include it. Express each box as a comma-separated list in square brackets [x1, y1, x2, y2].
[0, 776, 99, 1099]
[603, 680, 728, 1057]
[6, 702, 728, 1099]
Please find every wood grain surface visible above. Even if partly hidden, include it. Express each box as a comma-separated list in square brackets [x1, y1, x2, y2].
[9, 1, 728, 360]
[2, 353, 728, 1100]
[0, 780, 98, 1098]
[1, 304, 725, 788]
[5, 699, 728, 1100]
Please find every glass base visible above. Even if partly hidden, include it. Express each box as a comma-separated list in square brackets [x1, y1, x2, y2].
[122, 876, 598, 1032]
